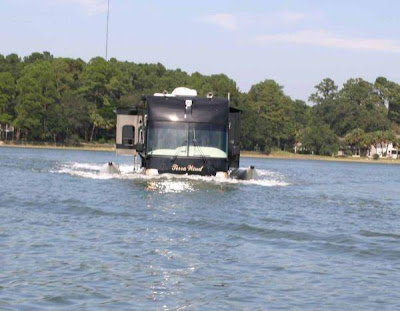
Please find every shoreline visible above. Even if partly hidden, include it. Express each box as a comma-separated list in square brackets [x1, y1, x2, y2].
[0, 142, 115, 152]
[1, 142, 400, 165]
[241, 151, 400, 165]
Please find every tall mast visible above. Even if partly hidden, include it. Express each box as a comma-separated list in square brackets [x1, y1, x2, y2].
[105, 0, 110, 60]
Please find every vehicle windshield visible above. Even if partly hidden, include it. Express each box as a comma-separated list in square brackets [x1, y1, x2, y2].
[146, 121, 227, 158]
[189, 123, 227, 158]
[146, 122, 188, 157]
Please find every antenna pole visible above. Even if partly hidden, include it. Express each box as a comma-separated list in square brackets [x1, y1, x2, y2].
[105, 0, 110, 60]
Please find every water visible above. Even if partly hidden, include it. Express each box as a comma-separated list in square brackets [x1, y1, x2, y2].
[1, 147, 400, 310]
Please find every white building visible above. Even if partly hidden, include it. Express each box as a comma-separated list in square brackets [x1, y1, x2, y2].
[368, 142, 398, 159]
[0, 124, 14, 141]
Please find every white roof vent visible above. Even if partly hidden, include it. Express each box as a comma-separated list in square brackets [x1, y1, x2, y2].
[154, 87, 197, 97]
[171, 87, 197, 97]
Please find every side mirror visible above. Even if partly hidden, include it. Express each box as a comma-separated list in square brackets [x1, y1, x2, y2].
[135, 143, 144, 153]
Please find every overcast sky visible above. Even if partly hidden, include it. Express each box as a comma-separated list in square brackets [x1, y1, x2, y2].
[1, 0, 400, 101]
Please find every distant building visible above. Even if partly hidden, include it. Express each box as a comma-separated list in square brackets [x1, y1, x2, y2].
[0, 123, 14, 141]
[368, 142, 398, 159]
[294, 142, 302, 154]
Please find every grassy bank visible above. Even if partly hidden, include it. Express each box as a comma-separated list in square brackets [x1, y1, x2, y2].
[1, 141, 399, 165]
[242, 150, 400, 164]
[0, 141, 115, 152]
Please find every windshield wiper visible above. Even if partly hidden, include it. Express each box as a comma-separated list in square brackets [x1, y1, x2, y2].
[171, 140, 187, 162]
[193, 139, 208, 164]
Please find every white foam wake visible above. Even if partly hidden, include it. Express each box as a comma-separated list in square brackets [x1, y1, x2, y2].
[51, 162, 290, 190]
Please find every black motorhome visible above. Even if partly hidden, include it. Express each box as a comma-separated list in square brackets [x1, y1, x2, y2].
[115, 87, 242, 177]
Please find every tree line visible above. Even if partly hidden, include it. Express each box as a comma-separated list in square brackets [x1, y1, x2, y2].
[1, 52, 400, 155]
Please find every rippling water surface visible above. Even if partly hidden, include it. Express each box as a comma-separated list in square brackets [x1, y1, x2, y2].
[1, 147, 400, 310]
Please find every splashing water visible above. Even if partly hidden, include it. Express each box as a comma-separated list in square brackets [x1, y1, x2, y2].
[51, 161, 290, 190]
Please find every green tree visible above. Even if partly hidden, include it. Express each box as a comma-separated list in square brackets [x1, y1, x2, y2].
[344, 128, 365, 155]
[340, 78, 380, 107]
[88, 104, 105, 142]
[375, 77, 400, 125]
[311, 77, 391, 136]
[300, 119, 339, 155]
[0, 72, 16, 124]
[309, 78, 338, 105]
[388, 94, 400, 125]
[15, 61, 59, 139]
[53, 58, 85, 94]
[310, 78, 341, 134]
[24, 51, 53, 64]
[247, 79, 297, 151]
[0, 54, 23, 80]
[361, 132, 375, 156]
[236, 92, 262, 150]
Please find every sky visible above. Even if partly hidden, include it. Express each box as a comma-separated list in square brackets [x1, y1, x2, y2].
[1, 0, 400, 101]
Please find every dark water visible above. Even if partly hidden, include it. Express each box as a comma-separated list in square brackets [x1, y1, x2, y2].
[1, 147, 400, 310]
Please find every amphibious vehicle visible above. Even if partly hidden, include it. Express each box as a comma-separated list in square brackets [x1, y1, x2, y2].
[114, 87, 256, 179]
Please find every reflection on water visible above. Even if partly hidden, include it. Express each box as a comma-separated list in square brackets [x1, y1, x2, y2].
[1, 147, 400, 310]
